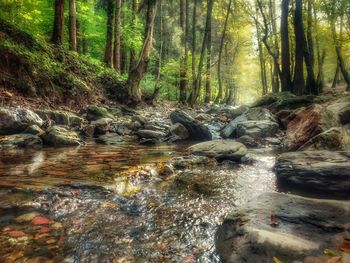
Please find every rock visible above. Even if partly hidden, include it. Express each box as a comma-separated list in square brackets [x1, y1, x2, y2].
[81, 124, 95, 137]
[275, 151, 350, 195]
[299, 127, 350, 151]
[226, 105, 250, 119]
[236, 121, 279, 139]
[0, 107, 43, 135]
[251, 93, 280, 108]
[15, 212, 40, 223]
[95, 133, 124, 145]
[188, 140, 247, 161]
[170, 110, 212, 140]
[269, 93, 314, 112]
[128, 121, 142, 131]
[35, 110, 83, 127]
[286, 104, 339, 150]
[327, 101, 350, 125]
[43, 126, 82, 147]
[236, 135, 258, 147]
[31, 216, 50, 225]
[0, 134, 43, 149]
[275, 109, 295, 129]
[221, 108, 277, 138]
[169, 123, 189, 140]
[195, 113, 211, 122]
[111, 124, 132, 136]
[86, 105, 114, 121]
[131, 115, 146, 125]
[91, 118, 114, 135]
[23, 125, 44, 136]
[171, 155, 216, 169]
[173, 172, 219, 196]
[216, 192, 350, 263]
[136, 130, 166, 139]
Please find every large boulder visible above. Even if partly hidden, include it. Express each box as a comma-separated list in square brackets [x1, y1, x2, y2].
[86, 105, 114, 121]
[275, 151, 350, 195]
[327, 100, 350, 125]
[91, 118, 114, 135]
[0, 134, 42, 149]
[221, 108, 277, 138]
[43, 126, 82, 147]
[170, 110, 212, 140]
[188, 140, 247, 161]
[299, 127, 350, 151]
[286, 104, 339, 150]
[35, 110, 83, 127]
[0, 107, 43, 135]
[236, 120, 279, 139]
[216, 192, 350, 263]
[169, 123, 189, 140]
[136, 129, 166, 139]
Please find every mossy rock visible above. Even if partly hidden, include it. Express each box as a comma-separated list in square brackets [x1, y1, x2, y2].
[86, 105, 114, 121]
[36, 110, 84, 127]
[43, 126, 82, 147]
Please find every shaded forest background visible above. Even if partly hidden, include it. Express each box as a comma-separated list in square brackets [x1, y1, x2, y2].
[0, 0, 349, 106]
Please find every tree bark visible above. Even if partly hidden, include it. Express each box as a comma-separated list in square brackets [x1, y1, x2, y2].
[179, 0, 188, 104]
[205, 0, 212, 103]
[68, 0, 77, 51]
[281, 0, 292, 92]
[127, 0, 158, 104]
[52, 0, 64, 45]
[269, 0, 279, 93]
[104, 0, 114, 67]
[313, 2, 324, 92]
[292, 0, 305, 95]
[152, 0, 163, 100]
[215, 0, 232, 103]
[191, 0, 197, 96]
[113, 0, 122, 73]
[129, 0, 137, 69]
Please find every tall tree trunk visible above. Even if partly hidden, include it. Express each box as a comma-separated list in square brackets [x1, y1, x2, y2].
[205, 0, 212, 103]
[190, 0, 198, 101]
[104, 0, 114, 67]
[52, 0, 64, 45]
[215, 0, 232, 103]
[127, 0, 158, 104]
[335, 15, 350, 90]
[69, 0, 77, 51]
[152, 0, 163, 100]
[269, 0, 279, 93]
[76, 19, 82, 53]
[313, 2, 324, 92]
[179, 0, 188, 104]
[129, 0, 137, 69]
[331, 63, 340, 90]
[292, 0, 305, 95]
[190, 0, 214, 105]
[281, 0, 292, 92]
[255, 4, 268, 96]
[113, 0, 122, 73]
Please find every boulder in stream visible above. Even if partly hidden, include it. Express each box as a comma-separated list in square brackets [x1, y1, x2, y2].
[169, 123, 189, 140]
[170, 110, 212, 140]
[275, 151, 350, 195]
[216, 192, 350, 263]
[286, 104, 339, 150]
[0, 134, 43, 149]
[43, 126, 82, 146]
[0, 107, 43, 135]
[188, 140, 247, 161]
[35, 110, 84, 127]
[236, 120, 279, 139]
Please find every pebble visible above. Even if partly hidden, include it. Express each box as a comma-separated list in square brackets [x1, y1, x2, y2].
[32, 216, 50, 225]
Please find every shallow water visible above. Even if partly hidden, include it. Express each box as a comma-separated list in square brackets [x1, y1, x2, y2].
[0, 142, 277, 262]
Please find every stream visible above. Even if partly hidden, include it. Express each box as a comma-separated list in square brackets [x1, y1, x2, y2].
[0, 142, 277, 262]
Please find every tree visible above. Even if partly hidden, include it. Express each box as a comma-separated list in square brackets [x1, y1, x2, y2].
[179, 0, 189, 104]
[281, 0, 292, 92]
[104, 0, 114, 67]
[293, 0, 305, 95]
[68, 0, 77, 51]
[52, 0, 64, 45]
[215, 0, 232, 103]
[205, 0, 212, 103]
[113, 0, 122, 73]
[127, 0, 158, 104]
[269, 0, 279, 93]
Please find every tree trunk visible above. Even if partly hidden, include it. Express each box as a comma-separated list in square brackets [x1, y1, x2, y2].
[190, 0, 214, 105]
[129, 0, 137, 69]
[215, 0, 232, 103]
[313, 2, 324, 92]
[269, 0, 279, 93]
[127, 0, 158, 104]
[152, 0, 163, 100]
[292, 0, 305, 95]
[179, 0, 188, 104]
[189, 0, 198, 104]
[104, 0, 114, 67]
[68, 0, 77, 51]
[52, 0, 64, 45]
[205, 0, 212, 103]
[331, 63, 340, 90]
[281, 0, 292, 92]
[113, 0, 122, 73]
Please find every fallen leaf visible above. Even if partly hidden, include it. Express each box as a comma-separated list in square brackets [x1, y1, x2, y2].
[273, 257, 283, 263]
[32, 216, 50, 225]
[8, 230, 26, 238]
[324, 248, 338, 257]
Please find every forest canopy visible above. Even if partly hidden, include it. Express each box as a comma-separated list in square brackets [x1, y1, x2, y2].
[0, 0, 349, 105]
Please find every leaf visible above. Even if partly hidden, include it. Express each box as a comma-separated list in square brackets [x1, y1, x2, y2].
[273, 256, 283, 263]
[324, 248, 338, 257]
[270, 214, 279, 227]
[340, 241, 350, 253]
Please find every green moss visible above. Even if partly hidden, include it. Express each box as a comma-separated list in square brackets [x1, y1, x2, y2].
[86, 105, 114, 121]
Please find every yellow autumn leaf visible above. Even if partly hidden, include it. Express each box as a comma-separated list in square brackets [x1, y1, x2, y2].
[273, 257, 283, 263]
